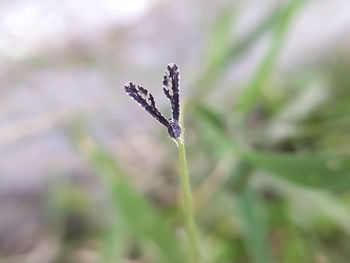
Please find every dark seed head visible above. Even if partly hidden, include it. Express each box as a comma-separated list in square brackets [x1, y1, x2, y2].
[168, 121, 181, 138]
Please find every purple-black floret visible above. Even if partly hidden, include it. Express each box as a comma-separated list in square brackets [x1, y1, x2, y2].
[168, 121, 181, 138]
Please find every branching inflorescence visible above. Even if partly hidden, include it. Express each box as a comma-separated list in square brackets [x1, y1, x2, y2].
[124, 63, 201, 263]
[125, 63, 181, 139]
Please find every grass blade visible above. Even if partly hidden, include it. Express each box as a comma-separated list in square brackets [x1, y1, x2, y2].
[236, 0, 305, 113]
[194, 4, 285, 97]
[237, 189, 271, 263]
[194, 104, 350, 189]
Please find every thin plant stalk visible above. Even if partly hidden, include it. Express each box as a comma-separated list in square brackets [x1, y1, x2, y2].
[176, 137, 200, 263]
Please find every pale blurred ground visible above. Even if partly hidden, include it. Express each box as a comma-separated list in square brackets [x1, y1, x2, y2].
[0, 0, 350, 261]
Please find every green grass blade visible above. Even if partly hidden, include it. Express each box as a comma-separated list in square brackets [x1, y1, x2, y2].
[238, 189, 271, 263]
[222, 160, 272, 263]
[194, 104, 239, 156]
[206, 6, 235, 67]
[243, 152, 350, 189]
[265, 177, 350, 235]
[194, 104, 350, 189]
[236, 0, 304, 113]
[99, 212, 127, 263]
[194, 5, 285, 97]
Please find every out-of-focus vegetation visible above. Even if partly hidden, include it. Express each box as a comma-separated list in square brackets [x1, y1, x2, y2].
[2, 0, 350, 262]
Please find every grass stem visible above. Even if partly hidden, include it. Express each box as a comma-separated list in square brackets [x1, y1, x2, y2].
[176, 137, 201, 263]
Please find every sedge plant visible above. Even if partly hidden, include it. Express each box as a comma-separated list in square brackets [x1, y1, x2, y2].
[124, 63, 201, 263]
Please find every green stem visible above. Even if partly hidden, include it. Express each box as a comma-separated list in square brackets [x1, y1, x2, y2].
[176, 137, 201, 263]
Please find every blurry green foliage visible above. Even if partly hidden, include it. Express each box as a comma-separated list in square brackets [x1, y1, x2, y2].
[59, 0, 350, 262]
[70, 124, 184, 263]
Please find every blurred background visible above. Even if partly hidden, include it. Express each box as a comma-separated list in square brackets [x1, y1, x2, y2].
[1, 0, 350, 262]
